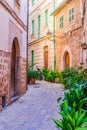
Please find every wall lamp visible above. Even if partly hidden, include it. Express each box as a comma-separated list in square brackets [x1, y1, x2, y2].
[46, 30, 52, 39]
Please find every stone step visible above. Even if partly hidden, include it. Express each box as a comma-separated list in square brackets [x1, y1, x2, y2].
[10, 96, 20, 103]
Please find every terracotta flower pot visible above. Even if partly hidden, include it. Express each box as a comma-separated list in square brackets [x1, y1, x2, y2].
[28, 78, 35, 84]
[55, 78, 60, 83]
[81, 44, 87, 49]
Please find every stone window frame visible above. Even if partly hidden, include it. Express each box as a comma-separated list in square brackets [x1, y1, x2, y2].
[69, 7, 74, 23]
[59, 14, 64, 29]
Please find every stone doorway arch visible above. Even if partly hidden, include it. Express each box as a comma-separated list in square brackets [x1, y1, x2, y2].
[63, 51, 70, 68]
[10, 37, 20, 99]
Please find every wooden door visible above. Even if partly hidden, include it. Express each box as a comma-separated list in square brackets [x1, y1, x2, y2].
[65, 52, 70, 68]
[11, 43, 16, 98]
[44, 46, 48, 69]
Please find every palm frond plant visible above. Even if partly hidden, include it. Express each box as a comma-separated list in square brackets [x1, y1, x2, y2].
[53, 83, 87, 130]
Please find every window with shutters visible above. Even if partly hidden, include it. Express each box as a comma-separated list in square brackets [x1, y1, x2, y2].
[32, 0, 34, 5]
[32, 20, 34, 34]
[59, 15, 64, 28]
[45, 9, 48, 26]
[38, 15, 41, 39]
[69, 8, 74, 23]
[31, 50, 34, 69]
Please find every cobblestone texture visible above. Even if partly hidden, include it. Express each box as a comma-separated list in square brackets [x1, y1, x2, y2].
[0, 81, 64, 130]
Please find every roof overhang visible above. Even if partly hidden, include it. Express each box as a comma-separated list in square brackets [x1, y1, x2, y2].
[51, 0, 71, 16]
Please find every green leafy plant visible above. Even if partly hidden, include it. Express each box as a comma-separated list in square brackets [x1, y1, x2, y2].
[28, 63, 40, 80]
[53, 83, 87, 130]
[42, 68, 50, 81]
[59, 67, 87, 89]
[61, 84, 87, 111]
[28, 69, 39, 79]
[42, 68, 59, 82]
[53, 109, 87, 130]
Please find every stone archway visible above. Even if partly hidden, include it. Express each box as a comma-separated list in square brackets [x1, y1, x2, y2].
[63, 51, 70, 68]
[10, 38, 20, 99]
[61, 46, 72, 71]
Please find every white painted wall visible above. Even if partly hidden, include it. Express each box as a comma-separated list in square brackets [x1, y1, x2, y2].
[6, 0, 27, 26]
[20, 0, 27, 26]
[29, 0, 55, 42]
[0, 0, 27, 58]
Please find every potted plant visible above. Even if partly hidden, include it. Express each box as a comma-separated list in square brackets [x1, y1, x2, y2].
[28, 69, 39, 84]
[81, 42, 87, 49]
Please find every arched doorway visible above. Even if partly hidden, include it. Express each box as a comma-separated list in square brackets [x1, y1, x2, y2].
[64, 51, 70, 68]
[11, 38, 20, 99]
[44, 46, 48, 69]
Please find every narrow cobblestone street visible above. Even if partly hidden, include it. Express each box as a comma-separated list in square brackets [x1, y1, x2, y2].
[0, 81, 64, 130]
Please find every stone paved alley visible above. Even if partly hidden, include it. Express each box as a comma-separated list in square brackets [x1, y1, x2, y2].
[0, 81, 64, 130]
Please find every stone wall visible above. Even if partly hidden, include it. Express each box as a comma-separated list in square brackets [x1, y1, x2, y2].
[0, 50, 27, 111]
[19, 57, 27, 95]
[0, 0, 27, 111]
[56, 28, 83, 71]
[55, 0, 83, 71]
[0, 50, 11, 110]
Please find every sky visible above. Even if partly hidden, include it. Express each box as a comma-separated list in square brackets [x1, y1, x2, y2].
[57, 0, 63, 5]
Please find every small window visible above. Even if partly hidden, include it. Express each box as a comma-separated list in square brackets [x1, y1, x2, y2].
[59, 15, 64, 28]
[69, 8, 74, 23]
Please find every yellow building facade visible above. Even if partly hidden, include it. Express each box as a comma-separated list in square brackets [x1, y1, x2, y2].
[28, 0, 59, 70]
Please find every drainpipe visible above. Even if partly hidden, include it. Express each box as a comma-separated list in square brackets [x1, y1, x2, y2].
[81, 0, 86, 65]
[53, 0, 56, 70]
[26, 0, 29, 90]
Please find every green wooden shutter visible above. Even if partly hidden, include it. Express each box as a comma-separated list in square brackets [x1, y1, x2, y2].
[45, 9, 48, 26]
[60, 15, 64, 28]
[32, 20, 34, 34]
[31, 50, 34, 69]
[69, 8, 74, 23]
[32, 0, 34, 5]
[38, 15, 41, 38]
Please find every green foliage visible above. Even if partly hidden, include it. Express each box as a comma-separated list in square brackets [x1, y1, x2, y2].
[28, 69, 39, 79]
[59, 67, 87, 88]
[61, 84, 87, 111]
[53, 110, 87, 130]
[28, 63, 40, 79]
[53, 79, 87, 129]
[42, 68, 59, 82]
[42, 68, 50, 81]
